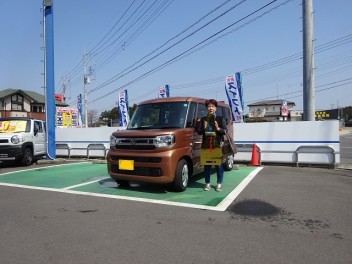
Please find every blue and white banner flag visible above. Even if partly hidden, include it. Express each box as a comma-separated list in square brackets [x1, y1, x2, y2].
[225, 72, 244, 123]
[77, 94, 83, 127]
[118, 90, 129, 127]
[158, 84, 170, 98]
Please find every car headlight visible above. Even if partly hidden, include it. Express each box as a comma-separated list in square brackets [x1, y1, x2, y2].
[11, 135, 23, 144]
[110, 135, 117, 147]
[153, 134, 175, 147]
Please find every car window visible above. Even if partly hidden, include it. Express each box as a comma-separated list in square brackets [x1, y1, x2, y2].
[186, 102, 196, 127]
[197, 103, 207, 119]
[34, 121, 43, 133]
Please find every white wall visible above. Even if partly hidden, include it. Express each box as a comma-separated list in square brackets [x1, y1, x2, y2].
[55, 121, 340, 166]
[55, 127, 124, 157]
[233, 120, 340, 165]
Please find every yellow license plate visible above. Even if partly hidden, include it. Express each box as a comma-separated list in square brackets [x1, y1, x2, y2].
[118, 159, 134, 170]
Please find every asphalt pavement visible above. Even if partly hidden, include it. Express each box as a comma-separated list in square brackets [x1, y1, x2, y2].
[0, 129, 351, 264]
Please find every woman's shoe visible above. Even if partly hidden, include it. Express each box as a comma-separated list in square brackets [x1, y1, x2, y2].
[203, 184, 211, 191]
[215, 184, 222, 192]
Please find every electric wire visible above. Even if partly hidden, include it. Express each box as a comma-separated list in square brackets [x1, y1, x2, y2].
[88, 0, 249, 94]
[95, 0, 174, 72]
[88, 0, 279, 101]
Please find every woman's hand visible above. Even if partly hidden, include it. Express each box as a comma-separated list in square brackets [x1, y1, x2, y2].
[203, 120, 208, 129]
[214, 121, 220, 131]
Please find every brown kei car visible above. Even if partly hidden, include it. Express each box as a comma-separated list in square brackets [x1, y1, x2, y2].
[107, 97, 234, 191]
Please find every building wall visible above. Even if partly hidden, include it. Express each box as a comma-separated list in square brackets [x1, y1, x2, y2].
[23, 98, 31, 112]
[0, 111, 45, 120]
[248, 105, 281, 118]
[0, 97, 11, 110]
[248, 104, 295, 119]
[0, 94, 45, 120]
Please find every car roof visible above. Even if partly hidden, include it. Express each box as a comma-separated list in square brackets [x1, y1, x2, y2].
[138, 96, 229, 107]
[0, 117, 42, 121]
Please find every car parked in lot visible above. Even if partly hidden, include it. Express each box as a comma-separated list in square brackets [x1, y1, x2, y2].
[107, 97, 234, 192]
[345, 119, 352, 127]
[0, 117, 46, 165]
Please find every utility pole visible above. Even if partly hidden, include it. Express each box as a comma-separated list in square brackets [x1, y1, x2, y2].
[83, 53, 89, 128]
[302, 0, 315, 121]
[61, 76, 68, 103]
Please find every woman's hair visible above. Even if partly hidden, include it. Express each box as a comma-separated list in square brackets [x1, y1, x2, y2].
[205, 99, 218, 107]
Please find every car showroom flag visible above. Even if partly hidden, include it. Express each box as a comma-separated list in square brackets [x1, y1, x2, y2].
[225, 72, 244, 123]
[118, 90, 129, 127]
[77, 94, 83, 127]
[158, 84, 170, 98]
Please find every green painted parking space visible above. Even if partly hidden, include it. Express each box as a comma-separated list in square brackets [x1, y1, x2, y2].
[0, 162, 108, 188]
[73, 166, 257, 207]
[0, 162, 260, 210]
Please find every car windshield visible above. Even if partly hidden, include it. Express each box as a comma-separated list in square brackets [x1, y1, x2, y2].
[0, 120, 30, 133]
[128, 102, 189, 130]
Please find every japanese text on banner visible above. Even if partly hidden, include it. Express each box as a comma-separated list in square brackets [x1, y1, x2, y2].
[118, 90, 129, 127]
[225, 73, 244, 123]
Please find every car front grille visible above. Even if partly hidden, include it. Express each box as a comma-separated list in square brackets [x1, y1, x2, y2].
[110, 165, 162, 177]
[110, 156, 161, 163]
[113, 137, 156, 150]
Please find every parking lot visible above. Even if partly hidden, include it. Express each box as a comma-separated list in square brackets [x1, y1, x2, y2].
[0, 130, 351, 264]
[0, 162, 261, 211]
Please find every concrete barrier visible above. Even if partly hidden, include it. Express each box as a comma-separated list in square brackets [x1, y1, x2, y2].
[55, 121, 340, 166]
[233, 120, 340, 166]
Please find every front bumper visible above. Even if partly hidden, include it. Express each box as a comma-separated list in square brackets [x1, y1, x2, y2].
[107, 147, 190, 184]
[0, 145, 23, 160]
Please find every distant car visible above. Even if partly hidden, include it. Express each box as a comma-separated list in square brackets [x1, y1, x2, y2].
[345, 119, 352, 127]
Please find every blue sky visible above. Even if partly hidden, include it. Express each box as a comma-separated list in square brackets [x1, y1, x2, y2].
[1, 0, 351, 115]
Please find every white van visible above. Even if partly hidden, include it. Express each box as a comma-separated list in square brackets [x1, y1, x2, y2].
[0, 117, 46, 166]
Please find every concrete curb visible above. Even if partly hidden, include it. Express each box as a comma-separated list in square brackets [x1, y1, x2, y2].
[336, 163, 352, 170]
[36, 158, 107, 165]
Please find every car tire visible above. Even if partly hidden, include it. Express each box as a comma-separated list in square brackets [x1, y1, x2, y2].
[21, 147, 33, 166]
[172, 159, 189, 192]
[223, 155, 234, 171]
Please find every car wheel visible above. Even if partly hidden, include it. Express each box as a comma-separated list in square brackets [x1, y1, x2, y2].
[21, 148, 33, 166]
[172, 159, 189, 192]
[223, 155, 234, 171]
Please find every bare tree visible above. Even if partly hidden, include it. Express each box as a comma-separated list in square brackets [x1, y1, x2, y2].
[87, 109, 99, 127]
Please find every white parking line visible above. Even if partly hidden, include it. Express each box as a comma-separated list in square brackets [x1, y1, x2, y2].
[0, 162, 90, 176]
[217, 167, 263, 210]
[63, 177, 110, 190]
[0, 167, 263, 211]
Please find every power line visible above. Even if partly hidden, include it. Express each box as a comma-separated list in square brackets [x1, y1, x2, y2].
[89, 0, 138, 55]
[89, 0, 249, 94]
[247, 78, 352, 103]
[87, 0, 283, 103]
[94, 0, 174, 72]
[66, 0, 296, 106]
[170, 33, 352, 89]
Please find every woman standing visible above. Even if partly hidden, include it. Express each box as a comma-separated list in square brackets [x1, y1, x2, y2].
[196, 99, 227, 191]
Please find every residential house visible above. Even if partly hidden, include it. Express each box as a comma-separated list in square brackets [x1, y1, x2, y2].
[0, 88, 67, 120]
[247, 99, 301, 122]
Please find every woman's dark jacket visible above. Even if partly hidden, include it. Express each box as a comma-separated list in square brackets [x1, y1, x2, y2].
[195, 115, 227, 148]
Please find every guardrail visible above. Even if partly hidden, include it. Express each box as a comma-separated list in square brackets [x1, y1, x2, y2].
[55, 142, 339, 168]
[56, 143, 108, 159]
[295, 145, 337, 168]
[234, 143, 338, 168]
